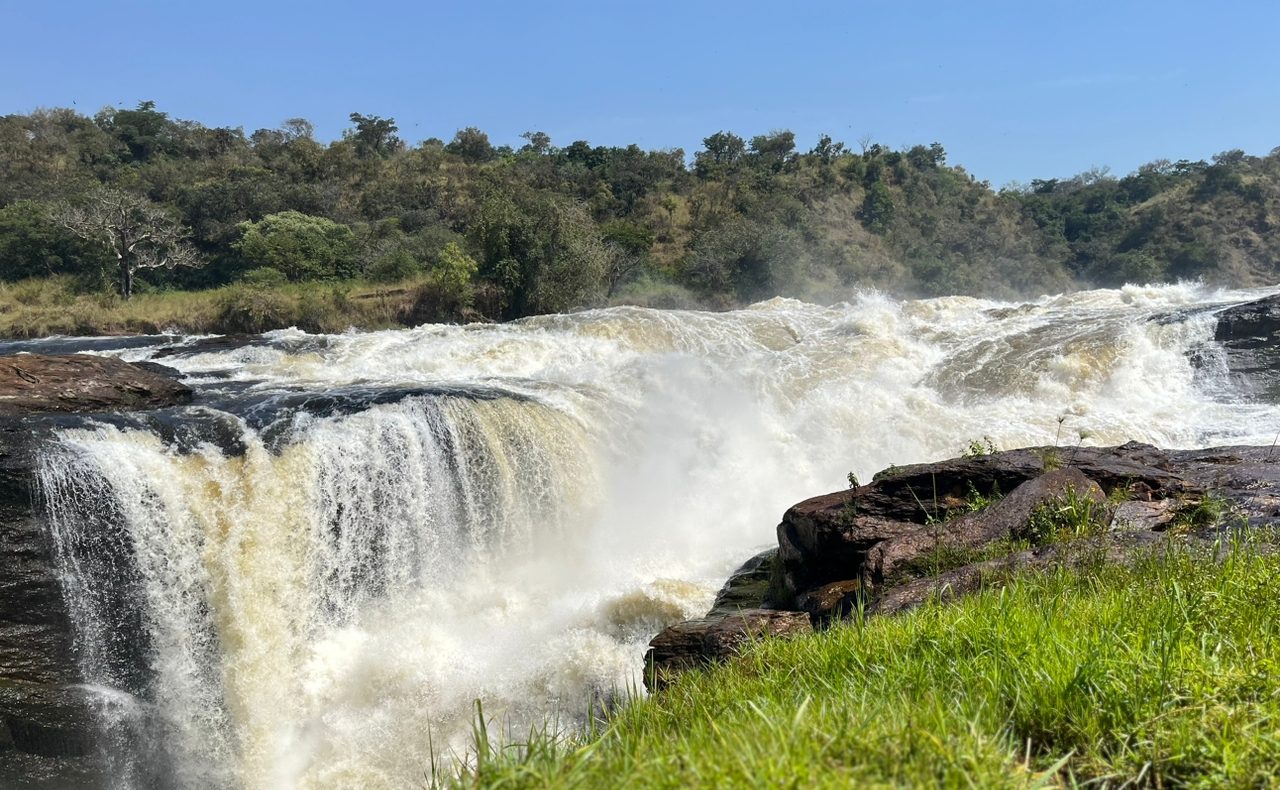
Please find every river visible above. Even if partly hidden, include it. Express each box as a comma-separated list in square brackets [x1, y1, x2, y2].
[21, 283, 1280, 788]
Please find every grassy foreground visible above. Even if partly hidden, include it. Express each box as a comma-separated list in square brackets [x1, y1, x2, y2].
[0, 275, 431, 338]
[450, 541, 1280, 788]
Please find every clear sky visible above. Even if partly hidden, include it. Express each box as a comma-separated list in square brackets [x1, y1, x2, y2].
[3, 0, 1276, 186]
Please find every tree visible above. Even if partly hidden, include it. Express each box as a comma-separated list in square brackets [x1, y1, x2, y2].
[346, 113, 402, 158]
[472, 187, 605, 317]
[520, 131, 552, 155]
[810, 134, 846, 163]
[58, 188, 202, 298]
[0, 200, 108, 281]
[412, 241, 479, 322]
[232, 211, 357, 281]
[749, 130, 797, 172]
[96, 100, 177, 163]
[694, 131, 746, 178]
[446, 127, 495, 163]
[604, 245, 644, 297]
[860, 182, 896, 234]
[684, 217, 805, 302]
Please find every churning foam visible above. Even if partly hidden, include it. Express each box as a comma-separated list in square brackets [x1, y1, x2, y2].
[36, 283, 1280, 788]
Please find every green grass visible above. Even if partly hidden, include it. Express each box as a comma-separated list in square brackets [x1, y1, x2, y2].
[446, 540, 1280, 788]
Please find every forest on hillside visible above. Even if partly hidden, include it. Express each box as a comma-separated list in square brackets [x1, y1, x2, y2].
[2, 102, 1278, 323]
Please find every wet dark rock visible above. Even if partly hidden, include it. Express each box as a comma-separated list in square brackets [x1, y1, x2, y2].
[796, 579, 863, 624]
[1214, 293, 1280, 347]
[707, 549, 776, 617]
[644, 609, 811, 692]
[128, 360, 184, 379]
[642, 551, 797, 692]
[0, 354, 191, 417]
[0, 422, 105, 785]
[151, 333, 265, 358]
[0, 356, 195, 784]
[1211, 293, 1280, 399]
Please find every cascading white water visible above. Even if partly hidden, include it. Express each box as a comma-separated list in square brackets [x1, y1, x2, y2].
[30, 283, 1280, 788]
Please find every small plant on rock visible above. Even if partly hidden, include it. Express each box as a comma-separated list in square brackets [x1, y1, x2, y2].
[1038, 447, 1064, 472]
[963, 436, 998, 457]
[840, 471, 861, 522]
[1021, 486, 1107, 545]
[962, 480, 1002, 513]
[1169, 492, 1231, 533]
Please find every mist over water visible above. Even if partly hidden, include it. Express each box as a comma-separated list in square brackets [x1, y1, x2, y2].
[29, 283, 1280, 788]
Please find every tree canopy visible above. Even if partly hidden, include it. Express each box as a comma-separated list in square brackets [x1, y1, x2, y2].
[0, 101, 1277, 319]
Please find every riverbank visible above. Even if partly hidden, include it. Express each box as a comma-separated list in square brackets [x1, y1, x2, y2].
[0, 275, 434, 338]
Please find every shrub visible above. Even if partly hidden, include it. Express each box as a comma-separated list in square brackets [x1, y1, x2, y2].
[368, 251, 421, 283]
[239, 267, 288, 288]
[215, 284, 294, 333]
[1021, 486, 1107, 545]
[232, 211, 358, 281]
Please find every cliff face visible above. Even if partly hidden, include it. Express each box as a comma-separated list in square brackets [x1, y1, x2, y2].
[0, 420, 104, 786]
[0, 356, 193, 787]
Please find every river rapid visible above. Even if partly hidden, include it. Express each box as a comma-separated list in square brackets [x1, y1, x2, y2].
[19, 283, 1280, 788]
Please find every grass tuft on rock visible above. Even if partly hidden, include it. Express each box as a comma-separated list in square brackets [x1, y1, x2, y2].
[446, 539, 1280, 788]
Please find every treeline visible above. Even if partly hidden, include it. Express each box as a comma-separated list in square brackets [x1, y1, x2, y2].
[1, 102, 1278, 322]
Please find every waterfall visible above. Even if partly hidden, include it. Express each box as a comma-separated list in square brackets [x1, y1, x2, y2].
[38, 394, 599, 788]
[30, 283, 1280, 788]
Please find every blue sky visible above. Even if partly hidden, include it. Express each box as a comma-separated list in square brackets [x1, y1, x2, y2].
[2, 0, 1276, 186]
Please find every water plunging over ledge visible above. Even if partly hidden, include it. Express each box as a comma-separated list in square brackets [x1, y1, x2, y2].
[23, 283, 1280, 788]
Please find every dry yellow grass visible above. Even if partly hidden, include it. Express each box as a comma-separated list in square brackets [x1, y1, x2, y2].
[0, 276, 433, 338]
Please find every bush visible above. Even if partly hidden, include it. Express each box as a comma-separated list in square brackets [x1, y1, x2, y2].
[232, 211, 358, 281]
[410, 242, 478, 323]
[238, 267, 288, 288]
[368, 250, 421, 283]
[1021, 486, 1108, 545]
[214, 284, 295, 333]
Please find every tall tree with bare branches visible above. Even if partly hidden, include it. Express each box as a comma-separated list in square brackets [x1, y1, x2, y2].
[59, 188, 202, 298]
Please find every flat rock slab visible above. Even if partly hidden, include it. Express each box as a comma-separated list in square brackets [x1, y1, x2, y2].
[0, 353, 191, 417]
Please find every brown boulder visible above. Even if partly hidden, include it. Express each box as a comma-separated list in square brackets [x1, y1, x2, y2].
[644, 608, 811, 692]
[866, 467, 1105, 586]
[0, 354, 191, 417]
[776, 442, 1204, 602]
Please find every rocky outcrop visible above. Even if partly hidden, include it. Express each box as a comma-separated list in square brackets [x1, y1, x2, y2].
[644, 550, 806, 691]
[0, 356, 191, 786]
[1214, 292, 1280, 347]
[0, 353, 191, 417]
[646, 442, 1280, 690]
[774, 442, 1280, 608]
[1211, 293, 1280, 399]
